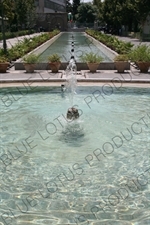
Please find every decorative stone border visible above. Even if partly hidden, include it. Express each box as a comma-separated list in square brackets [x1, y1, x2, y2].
[85, 33, 118, 61]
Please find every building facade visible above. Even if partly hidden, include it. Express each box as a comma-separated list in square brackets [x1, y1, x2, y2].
[35, 0, 66, 13]
[35, 0, 67, 31]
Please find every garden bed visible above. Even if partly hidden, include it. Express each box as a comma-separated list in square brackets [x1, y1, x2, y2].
[86, 29, 133, 54]
[0, 30, 60, 61]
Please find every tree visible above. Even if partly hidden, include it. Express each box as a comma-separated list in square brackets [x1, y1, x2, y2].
[76, 3, 98, 23]
[132, 0, 150, 27]
[0, 0, 35, 53]
[13, 0, 35, 30]
[102, 0, 150, 33]
[0, 0, 14, 22]
[72, 0, 80, 19]
[0, 0, 15, 54]
[0, 0, 36, 31]
[93, 0, 103, 22]
[102, 0, 122, 32]
[66, 0, 72, 13]
[26, 0, 36, 29]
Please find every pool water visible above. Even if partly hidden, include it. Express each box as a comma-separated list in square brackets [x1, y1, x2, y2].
[0, 86, 150, 225]
[38, 32, 112, 62]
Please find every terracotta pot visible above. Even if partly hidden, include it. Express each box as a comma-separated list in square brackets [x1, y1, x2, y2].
[0, 63, 9, 73]
[87, 63, 99, 72]
[23, 63, 35, 73]
[49, 62, 61, 73]
[114, 61, 128, 73]
[136, 62, 150, 73]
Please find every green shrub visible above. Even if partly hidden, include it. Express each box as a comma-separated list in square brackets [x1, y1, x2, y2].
[23, 54, 39, 63]
[129, 44, 150, 62]
[0, 56, 8, 63]
[81, 52, 103, 63]
[114, 54, 129, 61]
[48, 54, 61, 62]
[0, 30, 60, 61]
[86, 29, 133, 54]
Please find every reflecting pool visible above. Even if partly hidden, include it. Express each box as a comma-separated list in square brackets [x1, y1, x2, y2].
[38, 32, 112, 62]
[0, 86, 150, 225]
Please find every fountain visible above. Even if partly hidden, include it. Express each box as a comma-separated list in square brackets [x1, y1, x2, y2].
[0, 77, 150, 224]
[2, 30, 150, 225]
[66, 107, 79, 120]
[64, 34, 79, 121]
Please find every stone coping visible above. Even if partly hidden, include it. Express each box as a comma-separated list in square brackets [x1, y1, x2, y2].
[1, 82, 149, 89]
[85, 33, 118, 61]
[1, 79, 149, 83]
[0, 70, 150, 84]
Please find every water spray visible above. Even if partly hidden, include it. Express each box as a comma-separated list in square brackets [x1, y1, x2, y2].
[64, 33, 79, 120]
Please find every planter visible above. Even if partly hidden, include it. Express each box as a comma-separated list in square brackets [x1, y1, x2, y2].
[129, 45, 150, 73]
[114, 61, 128, 73]
[136, 62, 150, 73]
[0, 63, 9, 73]
[87, 63, 99, 72]
[23, 63, 36, 73]
[49, 62, 61, 73]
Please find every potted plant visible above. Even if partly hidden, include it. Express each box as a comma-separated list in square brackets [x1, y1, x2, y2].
[23, 53, 39, 73]
[0, 56, 9, 73]
[81, 52, 103, 72]
[48, 54, 61, 73]
[129, 45, 150, 73]
[114, 54, 129, 73]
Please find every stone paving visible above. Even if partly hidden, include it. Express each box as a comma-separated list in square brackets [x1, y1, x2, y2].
[0, 69, 150, 84]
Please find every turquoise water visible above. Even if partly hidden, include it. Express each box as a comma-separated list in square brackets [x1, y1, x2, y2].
[38, 32, 112, 62]
[0, 86, 150, 225]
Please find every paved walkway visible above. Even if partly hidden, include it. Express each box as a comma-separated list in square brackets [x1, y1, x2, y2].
[0, 32, 43, 49]
[0, 69, 150, 85]
[115, 35, 150, 47]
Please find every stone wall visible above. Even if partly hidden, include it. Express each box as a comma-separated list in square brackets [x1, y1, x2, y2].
[36, 13, 67, 31]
